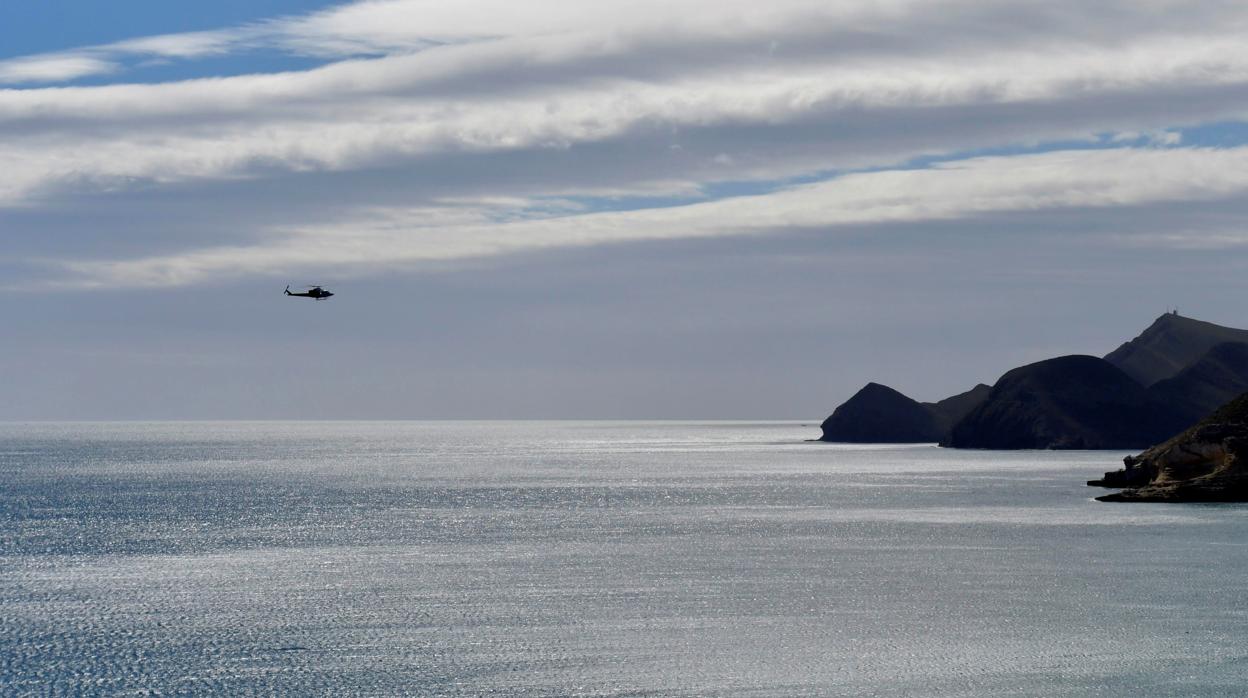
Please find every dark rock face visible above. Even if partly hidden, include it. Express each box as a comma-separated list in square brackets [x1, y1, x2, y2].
[1147, 342, 1248, 425]
[1092, 393, 1248, 502]
[944, 355, 1188, 450]
[1104, 313, 1248, 386]
[820, 383, 944, 443]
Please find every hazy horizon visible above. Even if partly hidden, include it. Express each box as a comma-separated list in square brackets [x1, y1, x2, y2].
[6, 1, 1248, 419]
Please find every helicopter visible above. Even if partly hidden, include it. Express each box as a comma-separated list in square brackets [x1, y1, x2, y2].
[284, 284, 335, 300]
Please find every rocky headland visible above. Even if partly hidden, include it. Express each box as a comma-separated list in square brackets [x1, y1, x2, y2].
[819, 383, 944, 443]
[819, 313, 1248, 450]
[820, 382, 990, 443]
[1090, 392, 1248, 502]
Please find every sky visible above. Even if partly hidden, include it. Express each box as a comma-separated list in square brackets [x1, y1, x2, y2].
[4, 0, 1248, 419]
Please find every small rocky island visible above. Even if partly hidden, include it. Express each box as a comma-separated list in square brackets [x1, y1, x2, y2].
[1090, 392, 1248, 502]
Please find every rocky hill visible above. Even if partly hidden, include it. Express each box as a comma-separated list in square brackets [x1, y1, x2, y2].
[1104, 312, 1248, 386]
[1090, 392, 1248, 502]
[819, 383, 944, 442]
[943, 355, 1188, 450]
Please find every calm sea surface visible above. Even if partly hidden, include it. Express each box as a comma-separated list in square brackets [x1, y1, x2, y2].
[2, 421, 1247, 696]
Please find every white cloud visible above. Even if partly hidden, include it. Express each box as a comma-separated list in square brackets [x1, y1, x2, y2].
[3, 27, 1248, 208]
[55, 146, 1248, 288]
[8, 0, 1248, 290]
[109, 30, 242, 59]
[0, 54, 118, 84]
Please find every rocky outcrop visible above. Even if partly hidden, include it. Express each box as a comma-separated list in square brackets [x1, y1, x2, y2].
[1091, 392, 1248, 502]
[1104, 313, 1248, 386]
[944, 355, 1188, 450]
[820, 383, 944, 443]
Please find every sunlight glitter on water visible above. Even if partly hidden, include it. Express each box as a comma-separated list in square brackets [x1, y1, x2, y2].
[2, 421, 1247, 696]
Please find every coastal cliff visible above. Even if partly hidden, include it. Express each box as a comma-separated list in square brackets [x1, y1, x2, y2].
[1091, 392, 1248, 502]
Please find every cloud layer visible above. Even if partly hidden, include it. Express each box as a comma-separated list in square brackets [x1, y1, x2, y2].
[53, 146, 1248, 288]
[5, 0, 1248, 289]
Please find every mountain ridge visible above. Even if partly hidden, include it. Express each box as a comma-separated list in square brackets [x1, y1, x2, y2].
[1104, 313, 1248, 386]
[1147, 342, 1248, 425]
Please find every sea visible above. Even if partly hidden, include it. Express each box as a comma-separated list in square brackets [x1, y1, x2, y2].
[2, 421, 1247, 696]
